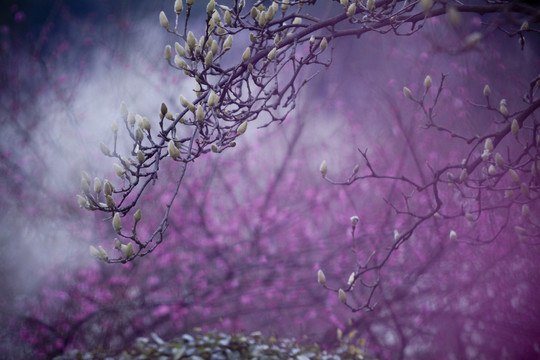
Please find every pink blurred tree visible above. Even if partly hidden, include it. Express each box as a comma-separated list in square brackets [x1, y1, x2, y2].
[5, 0, 540, 359]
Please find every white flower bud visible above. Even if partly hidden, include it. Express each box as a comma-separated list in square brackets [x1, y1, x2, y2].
[258, 11, 267, 27]
[224, 10, 232, 26]
[459, 168, 468, 182]
[394, 229, 400, 241]
[90, 245, 108, 261]
[319, 160, 328, 177]
[340, 0, 349, 7]
[103, 179, 113, 196]
[292, 17, 302, 25]
[367, 0, 375, 11]
[420, 0, 433, 12]
[520, 183, 530, 198]
[121, 243, 134, 258]
[267, 47, 276, 61]
[93, 177, 102, 193]
[350, 215, 359, 226]
[424, 75, 432, 89]
[338, 289, 347, 304]
[317, 269, 326, 286]
[106, 194, 115, 208]
[522, 204, 530, 218]
[320, 37, 328, 51]
[196, 105, 204, 122]
[488, 164, 496, 176]
[495, 153, 504, 168]
[174, 0, 183, 13]
[237, 120, 248, 135]
[520, 21, 529, 31]
[511, 119, 519, 136]
[175, 42, 186, 57]
[508, 169, 519, 183]
[113, 163, 125, 177]
[449, 230, 457, 241]
[187, 31, 197, 51]
[133, 209, 142, 223]
[206, 0, 215, 15]
[281, 0, 289, 11]
[481, 149, 490, 162]
[484, 138, 493, 152]
[112, 213, 122, 233]
[483, 84, 491, 97]
[347, 272, 355, 286]
[100, 142, 111, 156]
[499, 99, 508, 115]
[204, 51, 213, 67]
[446, 6, 460, 27]
[159, 11, 169, 29]
[211, 144, 219, 153]
[168, 140, 181, 159]
[403, 86, 413, 99]
[210, 40, 218, 55]
[207, 90, 218, 108]
[77, 195, 89, 208]
[346, 3, 356, 18]
[223, 35, 233, 52]
[164, 45, 172, 61]
[242, 47, 251, 63]
[465, 32, 482, 47]
[81, 176, 91, 193]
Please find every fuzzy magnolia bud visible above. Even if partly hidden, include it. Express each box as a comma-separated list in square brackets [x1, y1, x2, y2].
[100, 142, 111, 156]
[424, 75, 432, 89]
[320, 37, 328, 51]
[347, 272, 355, 286]
[196, 105, 204, 122]
[168, 140, 181, 159]
[367, 0, 375, 12]
[449, 230, 457, 241]
[520, 21, 529, 31]
[207, 90, 218, 108]
[495, 153, 504, 168]
[499, 99, 508, 115]
[106, 194, 116, 208]
[121, 243, 134, 258]
[403, 86, 413, 99]
[350, 216, 359, 226]
[137, 150, 145, 164]
[488, 164, 496, 176]
[224, 10, 232, 26]
[93, 177, 102, 193]
[174, 0, 183, 14]
[346, 3, 356, 18]
[204, 51, 213, 67]
[164, 45, 172, 60]
[90, 245, 108, 261]
[223, 35, 233, 52]
[511, 119, 519, 136]
[317, 269, 326, 286]
[113, 163, 125, 177]
[103, 180, 113, 196]
[520, 183, 530, 198]
[352, 164, 360, 175]
[211, 144, 219, 153]
[483, 84, 491, 97]
[319, 160, 328, 177]
[159, 11, 169, 29]
[446, 6, 461, 27]
[134, 209, 142, 223]
[237, 120, 248, 135]
[267, 47, 277, 61]
[484, 138, 493, 152]
[187, 31, 197, 51]
[508, 169, 519, 183]
[242, 47, 251, 63]
[112, 213, 122, 233]
[338, 289, 347, 304]
[420, 0, 433, 13]
[77, 195, 89, 208]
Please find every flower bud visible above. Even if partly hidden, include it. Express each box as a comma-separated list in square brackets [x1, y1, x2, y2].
[223, 35, 233, 52]
[81, 176, 90, 193]
[242, 47, 251, 63]
[168, 140, 181, 159]
[237, 120, 248, 135]
[121, 243, 134, 258]
[206, 0, 215, 15]
[394, 229, 400, 241]
[403, 86, 412, 99]
[292, 17, 302, 25]
[208, 90, 218, 108]
[106, 194, 116, 208]
[350, 216, 359, 226]
[187, 31, 197, 51]
[511, 119, 519, 136]
[103, 180, 113, 196]
[211, 144, 219, 153]
[352, 164, 360, 175]
[338, 289, 347, 304]
[340, 0, 349, 7]
[159, 11, 169, 29]
[459, 168, 468, 182]
[319, 160, 327, 177]
[446, 6, 460, 27]
[424, 75, 432, 89]
[488, 164, 496, 176]
[346, 3, 356, 18]
[196, 105, 204, 122]
[100, 142, 111, 156]
[113, 163, 125, 177]
[186, 0, 193, 6]
[224, 10, 232, 26]
[267, 47, 277, 61]
[164, 45, 172, 60]
[522, 204, 530, 218]
[465, 32, 482, 47]
[77, 195, 89, 208]
[112, 213, 122, 233]
[495, 153, 504, 167]
[483, 84, 491, 97]
[520, 21, 529, 31]
[484, 138, 493, 152]
[90, 245, 108, 261]
[317, 269, 326, 286]
[449, 230, 457, 241]
[347, 272, 355, 286]
[320, 37, 328, 52]
[481, 149, 490, 162]
[499, 99, 508, 115]
[174, 0, 183, 13]
[508, 169, 519, 183]
[93, 177, 102, 193]
[465, 212, 474, 221]
[420, 0, 433, 12]
[258, 11, 267, 27]
[367, 0, 375, 11]
[133, 209, 142, 223]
